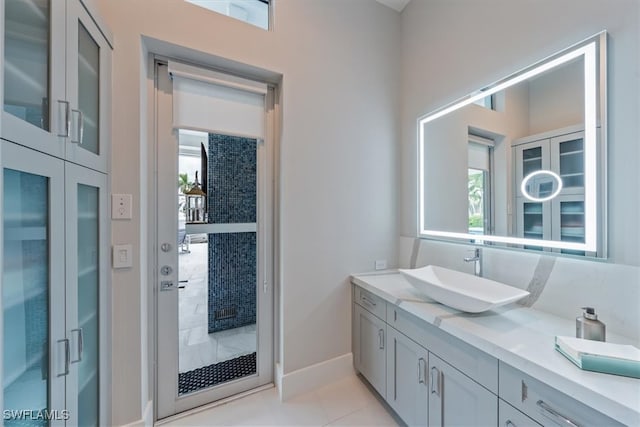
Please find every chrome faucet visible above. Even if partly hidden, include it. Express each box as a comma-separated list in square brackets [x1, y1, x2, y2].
[464, 248, 482, 277]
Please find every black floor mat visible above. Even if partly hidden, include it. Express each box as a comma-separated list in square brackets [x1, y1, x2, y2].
[178, 352, 257, 395]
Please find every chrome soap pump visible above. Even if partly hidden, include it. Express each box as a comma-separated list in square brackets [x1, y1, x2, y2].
[576, 307, 606, 341]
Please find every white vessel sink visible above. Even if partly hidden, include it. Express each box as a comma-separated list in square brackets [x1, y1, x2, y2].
[399, 265, 529, 313]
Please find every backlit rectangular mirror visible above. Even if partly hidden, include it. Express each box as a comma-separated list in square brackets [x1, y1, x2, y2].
[418, 32, 607, 257]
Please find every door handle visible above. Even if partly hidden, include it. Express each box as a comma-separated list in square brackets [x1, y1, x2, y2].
[430, 366, 441, 396]
[57, 338, 70, 377]
[71, 109, 84, 144]
[418, 357, 426, 384]
[70, 328, 84, 363]
[161, 280, 177, 291]
[57, 100, 70, 137]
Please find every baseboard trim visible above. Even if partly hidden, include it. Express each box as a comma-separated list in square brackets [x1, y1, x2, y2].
[278, 353, 354, 401]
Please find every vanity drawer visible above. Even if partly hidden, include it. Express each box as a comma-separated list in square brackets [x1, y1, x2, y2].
[499, 362, 623, 426]
[499, 399, 542, 427]
[386, 304, 498, 394]
[353, 285, 386, 320]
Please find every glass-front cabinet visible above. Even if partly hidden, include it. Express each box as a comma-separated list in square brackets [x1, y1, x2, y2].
[2, 0, 111, 173]
[2, 143, 108, 427]
[2, 143, 66, 427]
[513, 128, 586, 253]
[1, 1, 111, 425]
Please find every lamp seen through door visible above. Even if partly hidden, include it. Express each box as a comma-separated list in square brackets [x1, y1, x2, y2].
[185, 171, 206, 223]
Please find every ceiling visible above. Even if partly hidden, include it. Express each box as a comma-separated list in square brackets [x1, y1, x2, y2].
[375, 0, 411, 12]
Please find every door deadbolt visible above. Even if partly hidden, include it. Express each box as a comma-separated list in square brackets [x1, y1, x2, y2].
[160, 265, 173, 276]
[160, 242, 172, 252]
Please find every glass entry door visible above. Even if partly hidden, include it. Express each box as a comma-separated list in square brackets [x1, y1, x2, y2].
[155, 62, 274, 420]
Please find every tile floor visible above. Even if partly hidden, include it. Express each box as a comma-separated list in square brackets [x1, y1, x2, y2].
[179, 242, 257, 373]
[162, 375, 400, 426]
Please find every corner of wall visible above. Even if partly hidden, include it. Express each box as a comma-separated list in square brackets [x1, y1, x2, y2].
[278, 353, 354, 401]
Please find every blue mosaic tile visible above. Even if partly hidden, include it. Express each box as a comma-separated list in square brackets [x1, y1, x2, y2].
[208, 232, 256, 333]
[207, 134, 257, 224]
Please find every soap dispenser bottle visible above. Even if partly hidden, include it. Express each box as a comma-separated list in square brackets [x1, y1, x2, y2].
[576, 307, 606, 341]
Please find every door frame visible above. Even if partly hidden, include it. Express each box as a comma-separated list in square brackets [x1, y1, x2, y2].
[148, 57, 278, 421]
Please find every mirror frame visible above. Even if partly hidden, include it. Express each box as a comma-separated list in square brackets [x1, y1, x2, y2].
[417, 31, 607, 256]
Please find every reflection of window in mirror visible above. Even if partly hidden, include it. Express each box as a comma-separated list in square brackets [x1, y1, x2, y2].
[473, 94, 496, 110]
[468, 134, 494, 235]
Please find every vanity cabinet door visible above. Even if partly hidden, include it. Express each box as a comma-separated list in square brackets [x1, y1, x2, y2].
[385, 326, 428, 426]
[428, 353, 497, 427]
[353, 304, 386, 397]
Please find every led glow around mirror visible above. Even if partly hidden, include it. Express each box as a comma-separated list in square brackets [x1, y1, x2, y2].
[521, 170, 563, 202]
[418, 32, 606, 256]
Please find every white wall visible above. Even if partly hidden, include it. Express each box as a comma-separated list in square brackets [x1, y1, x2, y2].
[97, 0, 400, 424]
[400, 0, 639, 339]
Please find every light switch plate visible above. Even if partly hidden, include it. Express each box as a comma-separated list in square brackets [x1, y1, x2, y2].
[113, 244, 133, 269]
[112, 194, 132, 219]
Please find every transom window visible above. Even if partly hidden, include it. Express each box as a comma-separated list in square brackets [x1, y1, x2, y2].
[185, 0, 270, 30]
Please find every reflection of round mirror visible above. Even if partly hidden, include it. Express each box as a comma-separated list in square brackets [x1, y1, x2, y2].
[521, 170, 563, 202]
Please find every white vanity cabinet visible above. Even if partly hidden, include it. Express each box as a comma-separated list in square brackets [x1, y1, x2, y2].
[353, 284, 499, 427]
[352, 281, 631, 427]
[2, 0, 112, 173]
[353, 289, 387, 397]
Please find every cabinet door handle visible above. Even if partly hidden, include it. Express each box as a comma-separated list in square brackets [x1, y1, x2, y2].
[57, 338, 70, 377]
[71, 109, 84, 144]
[57, 100, 70, 137]
[430, 366, 441, 396]
[418, 357, 426, 384]
[378, 329, 384, 349]
[70, 328, 84, 363]
[536, 400, 581, 427]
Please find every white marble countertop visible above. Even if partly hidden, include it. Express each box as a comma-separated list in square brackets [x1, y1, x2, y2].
[351, 271, 640, 426]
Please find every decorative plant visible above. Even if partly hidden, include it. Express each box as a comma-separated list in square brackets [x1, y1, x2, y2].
[178, 173, 192, 194]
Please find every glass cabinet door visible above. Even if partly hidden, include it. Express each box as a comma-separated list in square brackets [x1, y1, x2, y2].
[65, 0, 111, 173]
[551, 131, 585, 195]
[2, 0, 66, 158]
[2, 141, 65, 426]
[65, 164, 107, 427]
[514, 140, 550, 196]
[552, 196, 586, 256]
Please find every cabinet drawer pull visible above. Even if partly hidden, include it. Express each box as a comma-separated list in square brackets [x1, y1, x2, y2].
[378, 329, 384, 349]
[361, 295, 377, 307]
[536, 400, 581, 427]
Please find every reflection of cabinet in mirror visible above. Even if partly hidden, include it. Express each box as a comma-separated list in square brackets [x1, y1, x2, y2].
[513, 126, 586, 254]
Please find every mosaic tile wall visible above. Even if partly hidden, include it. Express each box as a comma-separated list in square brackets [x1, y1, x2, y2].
[207, 134, 257, 333]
